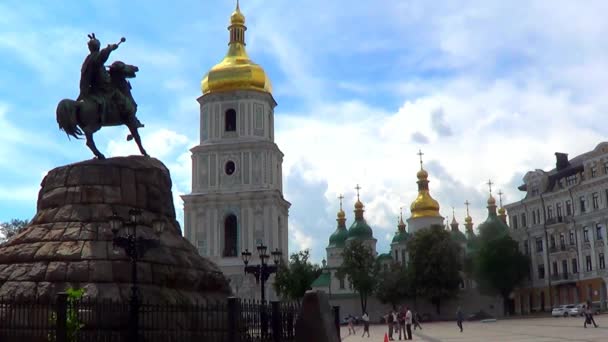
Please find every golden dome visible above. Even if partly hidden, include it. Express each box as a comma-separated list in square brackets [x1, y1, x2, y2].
[230, 3, 245, 24]
[201, 3, 272, 95]
[417, 169, 428, 180]
[465, 215, 473, 224]
[498, 207, 505, 215]
[355, 200, 364, 210]
[410, 166, 441, 219]
[410, 192, 441, 219]
[337, 209, 346, 219]
[487, 195, 496, 206]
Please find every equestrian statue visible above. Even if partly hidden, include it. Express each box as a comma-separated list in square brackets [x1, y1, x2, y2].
[56, 33, 147, 159]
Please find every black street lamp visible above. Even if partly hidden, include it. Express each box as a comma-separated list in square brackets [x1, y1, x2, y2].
[241, 244, 282, 303]
[109, 209, 165, 342]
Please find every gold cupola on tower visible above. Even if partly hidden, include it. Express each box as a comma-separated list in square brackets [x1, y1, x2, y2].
[410, 150, 441, 219]
[201, 0, 272, 95]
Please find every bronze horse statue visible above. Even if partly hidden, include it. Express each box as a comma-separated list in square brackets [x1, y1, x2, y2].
[56, 61, 147, 159]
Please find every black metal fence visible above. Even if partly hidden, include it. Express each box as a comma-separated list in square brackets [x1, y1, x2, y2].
[0, 294, 299, 342]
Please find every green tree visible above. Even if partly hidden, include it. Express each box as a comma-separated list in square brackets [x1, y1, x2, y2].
[337, 240, 377, 313]
[273, 249, 322, 301]
[474, 234, 530, 315]
[375, 262, 410, 308]
[407, 225, 462, 315]
[0, 218, 29, 242]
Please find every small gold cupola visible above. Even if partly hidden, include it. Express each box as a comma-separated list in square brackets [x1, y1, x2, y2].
[497, 189, 507, 224]
[201, 0, 272, 95]
[410, 149, 441, 219]
[464, 200, 474, 233]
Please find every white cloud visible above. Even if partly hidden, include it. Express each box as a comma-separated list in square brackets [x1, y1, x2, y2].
[290, 222, 313, 253]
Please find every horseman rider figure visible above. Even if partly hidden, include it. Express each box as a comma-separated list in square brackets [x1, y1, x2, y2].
[78, 33, 143, 128]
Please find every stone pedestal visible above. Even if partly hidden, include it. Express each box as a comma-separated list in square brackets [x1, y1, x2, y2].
[295, 290, 339, 342]
[0, 156, 231, 302]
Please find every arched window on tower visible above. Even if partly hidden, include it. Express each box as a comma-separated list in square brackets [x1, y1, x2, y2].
[225, 109, 237, 132]
[223, 214, 238, 257]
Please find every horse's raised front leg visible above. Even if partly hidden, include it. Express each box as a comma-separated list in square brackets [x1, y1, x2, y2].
[127, 123, 148, 157]
[85, 131, 105, 159]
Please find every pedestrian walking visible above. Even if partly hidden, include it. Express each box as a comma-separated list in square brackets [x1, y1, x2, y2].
[397, 306, 406, 340]
[405, 307, 413, 340]
[584, 302, 598, 328]
[348, 315, 356, 335]
[361, 312, 370, 338]
[413, 311, 422, 330]
[386, 309, 395, 341]
[456, 306, 464, 332]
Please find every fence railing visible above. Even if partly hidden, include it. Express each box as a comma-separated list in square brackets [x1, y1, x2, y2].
[0, 294, 300, 342]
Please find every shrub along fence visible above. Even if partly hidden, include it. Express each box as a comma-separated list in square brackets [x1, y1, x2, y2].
[0, 294, 300, 342]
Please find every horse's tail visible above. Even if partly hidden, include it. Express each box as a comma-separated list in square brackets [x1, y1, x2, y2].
[56, 99, 83, 139]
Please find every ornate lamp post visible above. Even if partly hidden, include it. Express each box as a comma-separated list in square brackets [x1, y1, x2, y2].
[241, 244, 282, 303]
[109, 209, 165, 342]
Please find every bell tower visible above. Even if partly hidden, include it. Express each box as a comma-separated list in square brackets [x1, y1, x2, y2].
[182, 2, 290, 300]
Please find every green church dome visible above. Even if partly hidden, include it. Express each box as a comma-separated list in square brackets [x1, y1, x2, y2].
[346, 197, 374, 241]
[328, 204, 349, 248]
[476, 194, 509, 240]
[328, 227, 349, 248]
[347, 218, 374, 240]
[392, 230, 409, 244]
[450, 229, 467, 243]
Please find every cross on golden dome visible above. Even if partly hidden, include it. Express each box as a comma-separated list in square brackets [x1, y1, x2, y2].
[417, 149, 424, 170]
[464, 200, 471, 216]
[498, 190, 504, 207]
[355, 184, 361, 201]
[487, 179, 494, 194]
[338, 194, 344, 210]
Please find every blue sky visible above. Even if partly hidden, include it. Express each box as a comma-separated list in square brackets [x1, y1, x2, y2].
[2, 0, 608, 262]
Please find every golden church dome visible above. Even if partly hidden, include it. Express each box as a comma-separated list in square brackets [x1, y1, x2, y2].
[487, 195, 496, 206]
[337, 208, 346, 219]
[354, 200, 364, 210]
[498, 207, 505, 215]
[201, 2, 272, 95]
[417, 169, 428, 180]
[465, 215, 473, 224]
[410, 167, 441, 219]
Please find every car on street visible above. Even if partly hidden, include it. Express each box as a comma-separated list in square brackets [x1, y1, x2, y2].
[568, 304, 583, 316]
[551, 305, 568, 317]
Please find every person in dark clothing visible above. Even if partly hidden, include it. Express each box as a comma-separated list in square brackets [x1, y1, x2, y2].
[456, 307, 464, 332]
[584, 302, 598, 328]
[413, 311, 422, 330]
[386, 310, 395, 340]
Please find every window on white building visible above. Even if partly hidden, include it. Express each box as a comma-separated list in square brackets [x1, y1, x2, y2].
[584, 227, 589, 242]
[572, 258, 578, 273]
[566, 175, 577, 186]
[597, 224, 603, 240]
[538, 264, 545, 279]
[580, 196, 586, 213]
[512, 216, 518, 229]
[566, 200, 572, 216]
[547, 206, 553, 219]
[223, 214, 238, 257]
[591, 165, 598, 178]
[521, 213, 527, 227]
[569, 230, 575, 245]
[586, 255, 592, 271]
[600, 253, 606, 269]
[556, 203, 562, 219]
[536, 238, 543, 252]
[593, 192, 600, 209]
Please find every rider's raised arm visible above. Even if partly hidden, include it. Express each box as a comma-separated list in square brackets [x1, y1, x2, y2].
[98, 44, 118, 64]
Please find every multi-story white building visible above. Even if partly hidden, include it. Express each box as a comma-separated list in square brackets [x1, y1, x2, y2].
[182, 3, 290, 299]
[505, 142, 608, 314]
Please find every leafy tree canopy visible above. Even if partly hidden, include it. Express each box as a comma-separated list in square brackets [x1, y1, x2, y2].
[375, 262, 410, 308]
[0, 219, 29, 242]
[407, 225, 462, 314]
[337, 240, 377, 313]
[474, 234, 530, 314]
[273, 249, 322, 301]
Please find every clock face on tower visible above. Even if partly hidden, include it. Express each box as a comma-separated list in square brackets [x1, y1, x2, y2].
[225, 160, 236, 175]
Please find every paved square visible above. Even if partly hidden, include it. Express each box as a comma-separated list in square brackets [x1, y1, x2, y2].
[341, 316, 607, 341]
